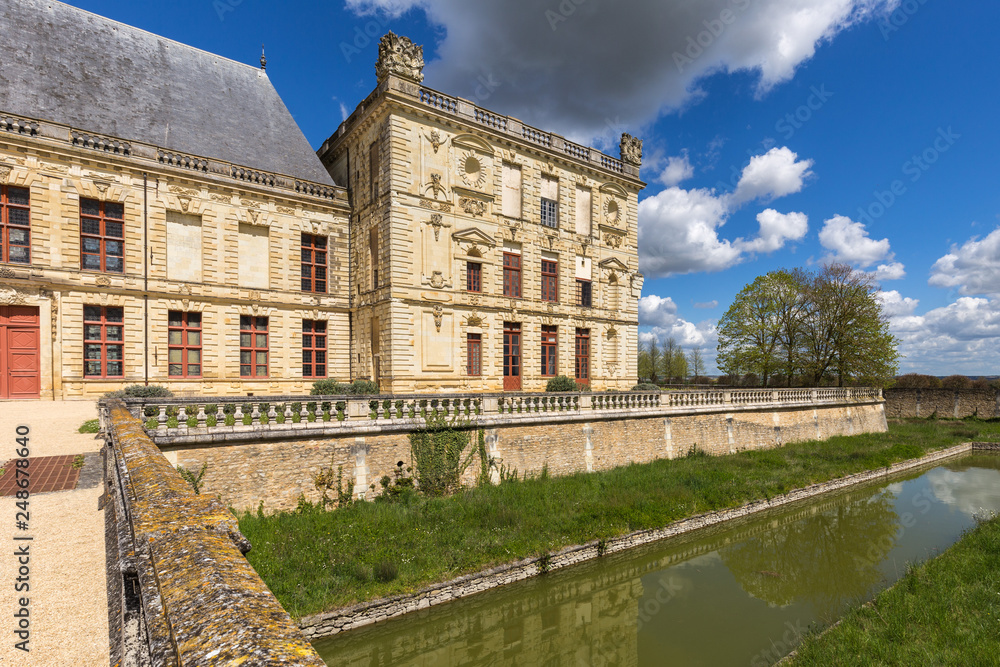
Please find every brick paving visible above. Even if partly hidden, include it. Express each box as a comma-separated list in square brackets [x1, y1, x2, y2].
[0, 455, 82, 495]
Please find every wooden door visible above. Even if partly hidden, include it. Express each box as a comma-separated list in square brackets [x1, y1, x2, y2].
[0, 306, 40, 399]
[503, 322, 521, 391]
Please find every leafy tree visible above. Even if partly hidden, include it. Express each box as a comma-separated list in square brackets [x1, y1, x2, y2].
[717, 264, 899, 388]
[802, 264, 899, 387]
[637, 338, 662, 384]
[716, 273, 786, 386]
[662, 337, 688, 384]
[688, 348, 706, 380]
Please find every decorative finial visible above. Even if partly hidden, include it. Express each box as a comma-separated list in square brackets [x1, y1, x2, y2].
[375, 32, 425, 84]
[620, 133, 643, 167]
[260, 45, 267, 71]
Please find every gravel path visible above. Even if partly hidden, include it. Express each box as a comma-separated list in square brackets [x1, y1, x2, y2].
[0, 401, 109, 666]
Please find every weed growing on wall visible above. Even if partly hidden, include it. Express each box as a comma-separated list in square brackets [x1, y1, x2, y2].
[176, 462, 208, 495]
[314, 459, 355, 509]
[409, 413, 476, 496]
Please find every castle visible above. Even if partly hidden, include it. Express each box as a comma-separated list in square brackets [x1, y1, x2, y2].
[0, 0, 644, 399]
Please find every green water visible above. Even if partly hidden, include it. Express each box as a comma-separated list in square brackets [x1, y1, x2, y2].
[315, 455, 1000, 666]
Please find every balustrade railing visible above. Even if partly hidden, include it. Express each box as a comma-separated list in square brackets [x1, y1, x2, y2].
[123, 387, 881, 439]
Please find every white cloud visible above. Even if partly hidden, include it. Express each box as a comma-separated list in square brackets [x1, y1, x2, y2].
[873, 262, 906, 281]
[639, 295, 680, 328]
[347, 0, 896, 142]
[878, 290, 918, 318]
[729, 147, 814, 206]
[819, 215, 893, 266]
[694, 300, 719, 309]
[929, 228, 1000, 296]
[738, 209, 808, 254]
[639, 149, 810, 277]
[659, 152, 694, 187]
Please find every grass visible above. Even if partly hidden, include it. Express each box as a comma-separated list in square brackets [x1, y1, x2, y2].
[238, 418, 1000, 618]
[78, 419, 100, 434]
[788, 511, 1000, 665]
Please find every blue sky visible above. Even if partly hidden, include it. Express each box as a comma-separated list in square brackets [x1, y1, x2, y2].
[65, 0, 1000, 376]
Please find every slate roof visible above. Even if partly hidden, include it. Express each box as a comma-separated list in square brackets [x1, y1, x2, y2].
[0, 0, 334, 185]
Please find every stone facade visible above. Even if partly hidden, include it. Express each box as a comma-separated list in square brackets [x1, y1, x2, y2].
[0, 125, 351, 398]
[162, 401, 887, 513]
[317, 34, 645, 393]
[2, 12, 644, 399]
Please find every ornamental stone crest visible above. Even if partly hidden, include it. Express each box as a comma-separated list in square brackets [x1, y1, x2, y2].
[376, 32, 425, 84]
[0, 164, 11, 183]
[620, 133, 643, 166]
[432, 305, 444, 332]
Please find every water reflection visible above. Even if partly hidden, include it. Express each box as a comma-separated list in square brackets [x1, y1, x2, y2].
[314, 456, 1000, 667]
[720, 490, 897, 619]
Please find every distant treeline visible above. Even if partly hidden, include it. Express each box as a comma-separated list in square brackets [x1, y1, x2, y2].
[893, 374, 999, 390]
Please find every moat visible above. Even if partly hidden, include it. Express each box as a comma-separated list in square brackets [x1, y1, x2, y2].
[314, 454, 1000, 666]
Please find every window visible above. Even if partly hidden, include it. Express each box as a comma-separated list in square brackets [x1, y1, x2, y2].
[503, 322, 521, 391]
[540, 199, 558, 229]
[81, 198, 124, 273]
[467, 261, 482, 292]
[541, 260, 558, 303]
[541, 325, 558, 376]
[575, 328, 590, 384]
[301, 233, 328, 293]
[369, 227, 379, 288]
[84, 305, 123, 378]
[168, 311, 202, 377]
[240, 316, 269, 377]
[540, 175, 558, 229]
[575, 186, 592, 236]
[503, 252, 521, 298]
[467, 333, 482, 376]
[576, 279, 592, 307]
[502, 163, 522, 218]
[302, 320, 327, 378]
[0, 186, 30, 264]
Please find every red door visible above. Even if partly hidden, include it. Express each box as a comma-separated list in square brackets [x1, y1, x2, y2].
[503, 322, 521, 391]
[0, 306, 40, 399]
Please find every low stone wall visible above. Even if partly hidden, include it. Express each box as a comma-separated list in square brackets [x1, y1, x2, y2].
[884, 388, 1000, 419]
[102, 403, 324, 666]
[162, 401, 888, 513]
[298, 442, 988, 640]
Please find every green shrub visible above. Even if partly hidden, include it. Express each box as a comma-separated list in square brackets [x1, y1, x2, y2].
[103, 384, 174, 399]
[310, 379, 381, 396]
[632, 383, 661, 391]
[545, 376, 578, 392]
[78, 419, 100, 434]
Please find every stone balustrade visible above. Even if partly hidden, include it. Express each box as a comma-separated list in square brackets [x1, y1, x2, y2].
[116, 387, 883, 447]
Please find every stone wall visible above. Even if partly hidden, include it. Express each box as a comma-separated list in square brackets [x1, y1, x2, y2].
[163, 402, 888, 513]
[103, 403, 325, 665]
[884, 388, 1000, 419]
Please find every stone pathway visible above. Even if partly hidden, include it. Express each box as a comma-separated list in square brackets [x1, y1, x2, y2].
[0, 401, 109, 666]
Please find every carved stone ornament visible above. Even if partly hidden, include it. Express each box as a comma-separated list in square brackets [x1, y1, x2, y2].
[603, 232, 623, 249]
[0, 266, 14, 279]
[93, 179, 112, 194]
[429, 271, 446, 289]
[432, 305, 444, 332]
[458, 151, 488, 189]
[466, 313, 483, 327]
[376, 32, 425, 84]
[607, 326, 619, 339]
[604, 196, 621, 225]
[459, 197, 486, 217]
[0, 288, 26, 305]
[427, 213, 451, 242]
[419, 199, 453, 213]
[426, 129, 445, 153]
[277, 205, 296, 215]
[620, 133, 643, 166]
[178, 197, 191, 213]
[0, 164, 11, 183]
[95, 275, 111, 288]
[211, 194, 231, 203]
[425, 173, 447, 200]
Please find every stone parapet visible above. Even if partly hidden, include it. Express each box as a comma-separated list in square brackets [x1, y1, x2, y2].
[124, 387, 884, 447]
[102, 402, 324, 666]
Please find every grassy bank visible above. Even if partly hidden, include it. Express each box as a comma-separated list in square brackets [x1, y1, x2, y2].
[788, 511, 1000, 665]
[238, 419, 1000, 618]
